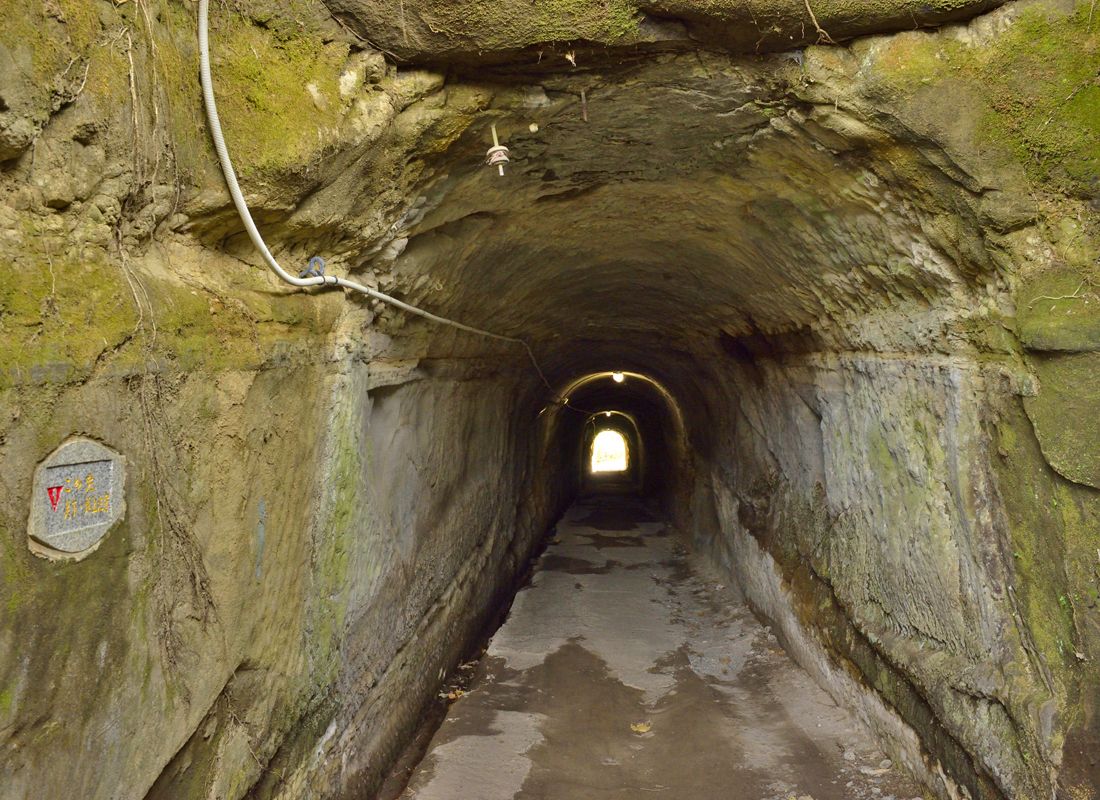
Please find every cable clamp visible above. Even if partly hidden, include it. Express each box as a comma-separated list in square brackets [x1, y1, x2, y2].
[299, 256, 326, 279]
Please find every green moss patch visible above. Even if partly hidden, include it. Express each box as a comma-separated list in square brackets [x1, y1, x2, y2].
[306, 398, 359, 686]
[1023, 352, 1100, 488]
[979, 7, 1100, 196]
[202, 2, 353, 178]
[0, 228, 138, 387]
[1017, 268, 1100, 353]
[0, 0, 99, 93]
[993, 393, 1100, 800]
[870, 6, 1100, 197]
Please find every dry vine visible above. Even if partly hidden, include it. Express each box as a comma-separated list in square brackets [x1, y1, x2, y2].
[803, 0, 836, 44]
[104, 2, 218, 684]
[131, 372, 219, 684]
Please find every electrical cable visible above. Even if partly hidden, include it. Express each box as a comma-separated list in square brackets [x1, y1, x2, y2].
[197, 0, 554, 392]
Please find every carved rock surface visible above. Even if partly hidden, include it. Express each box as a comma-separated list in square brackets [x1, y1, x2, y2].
[1, 2, 1098, 800]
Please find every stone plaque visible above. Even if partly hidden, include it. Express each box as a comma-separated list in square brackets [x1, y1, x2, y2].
[28, 437, 126, 560]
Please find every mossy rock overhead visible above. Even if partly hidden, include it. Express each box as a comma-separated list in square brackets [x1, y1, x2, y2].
[326, 0, 1006, 62]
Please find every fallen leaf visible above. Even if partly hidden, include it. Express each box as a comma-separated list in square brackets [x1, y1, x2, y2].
[630, 721, 652, 734]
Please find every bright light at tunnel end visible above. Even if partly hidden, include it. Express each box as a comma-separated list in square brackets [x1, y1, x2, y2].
[591, 429, 629, 473]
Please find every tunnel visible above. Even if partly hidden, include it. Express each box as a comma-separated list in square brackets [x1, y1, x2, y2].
[1, 1, 1099, 800]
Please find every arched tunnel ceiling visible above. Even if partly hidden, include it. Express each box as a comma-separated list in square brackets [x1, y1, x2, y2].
[555, 371, 685, 436]
[357, 48, 1003, 368]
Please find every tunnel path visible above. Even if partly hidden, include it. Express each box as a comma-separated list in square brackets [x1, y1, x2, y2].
[399, 498, 924, 800]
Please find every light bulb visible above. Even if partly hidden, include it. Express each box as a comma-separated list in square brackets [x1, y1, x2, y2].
[612, 372, 624, 383]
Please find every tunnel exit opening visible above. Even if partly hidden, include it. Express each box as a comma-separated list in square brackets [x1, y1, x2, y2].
[590, 428, 629, 473]
[577, 408, 647, 496]
[540, 369, 691, 507]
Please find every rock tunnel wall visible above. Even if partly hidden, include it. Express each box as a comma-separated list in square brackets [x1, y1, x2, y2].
[0, 3, 570, 795]
[2, 1, 1099, 799]
[692, 353, 1079, 799]
[1, 330, 568, 800]
[0, 332, 567, 800]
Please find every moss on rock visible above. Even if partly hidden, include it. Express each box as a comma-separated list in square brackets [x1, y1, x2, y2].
[992, 390, 1100, 799]
[0, 224, 138, 387]
[190, 0, 367, 184]
[867, 4, 1100, 198]
[1017, 268, 1100, 353]
[1023, 352, 1100, 489]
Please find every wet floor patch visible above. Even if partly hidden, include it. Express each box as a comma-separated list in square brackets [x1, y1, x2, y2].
[398, 497, 927, 800]
[538, 554, 619, 575]
[571, 502, 648, 530]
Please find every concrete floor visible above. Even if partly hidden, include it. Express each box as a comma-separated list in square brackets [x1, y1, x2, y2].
[399, 498, 926, 800]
